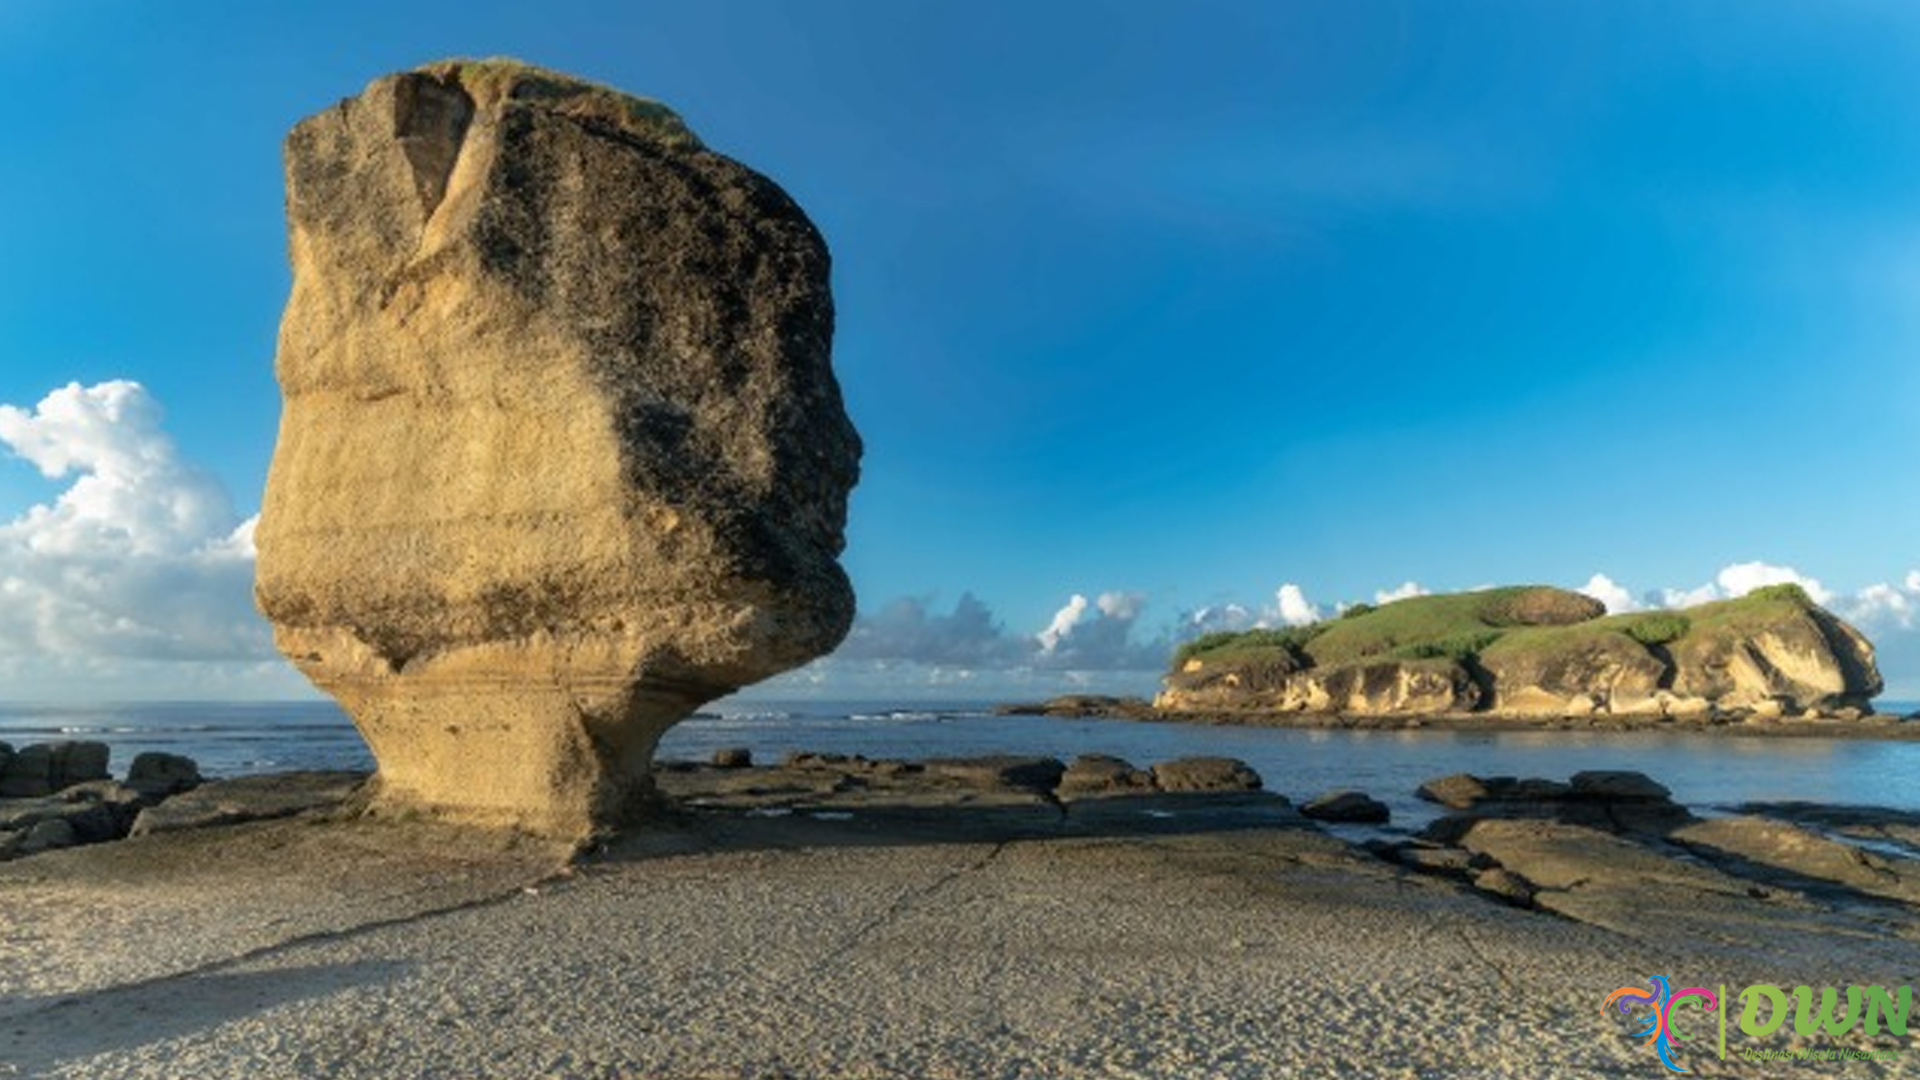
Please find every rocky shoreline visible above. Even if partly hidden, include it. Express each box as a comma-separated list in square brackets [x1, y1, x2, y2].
[5, 745, 1918, 1077]
[11, 740, 1919, 922]
[998, 693, 1920, 738]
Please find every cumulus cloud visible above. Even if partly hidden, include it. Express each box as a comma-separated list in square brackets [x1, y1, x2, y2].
[1036, 594, 1091, 655]
[1637, 561, 1836, 612]
[1181, 602, 1256, 637]
[1032, 590, 1165, 670]
[1837, 569, 1920, 631]
[1274, 583, 1321, 627]
[0, 381, 272, 667]
[831, 588, 1169, 678]
[1577, 573, 1640, 614]
[1714, 561, 1831, 604]
[1654, 583, 1722, 610]
[834, 592, 1025, 667]
[1373, 580, 1429, 605]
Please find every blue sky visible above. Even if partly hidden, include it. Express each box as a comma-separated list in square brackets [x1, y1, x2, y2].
[1, 2, 1917, 701]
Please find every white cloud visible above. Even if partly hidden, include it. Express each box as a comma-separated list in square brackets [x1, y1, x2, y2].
[1577, 573, 1640, 614]
[1644, 561, 1835, 612]
[1654, 583, 1721, 610]
[1715, 561, 1832, 604]
[1837, 569, 1920, 632]
[1274, 583, 1321, 627]
[835, 592, 1023, 667]
[1033, 591, 1166, 670]
[1182, 603, 1255, 637]
[1374, 580, 1429, 605]
[0, 381, 273, 671]
[1036, 594, 1090, 655]
[834, 588, 1170, 678]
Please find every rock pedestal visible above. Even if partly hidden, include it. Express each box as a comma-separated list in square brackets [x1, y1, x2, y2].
[255, 60, 859, 838]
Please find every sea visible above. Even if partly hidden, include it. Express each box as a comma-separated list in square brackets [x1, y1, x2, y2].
[4, 698, 1917, 827]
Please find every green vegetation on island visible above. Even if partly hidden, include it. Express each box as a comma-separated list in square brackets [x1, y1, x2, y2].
[1160, 584, 1883, 721]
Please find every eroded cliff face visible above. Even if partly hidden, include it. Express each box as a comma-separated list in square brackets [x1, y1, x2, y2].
[255, 60, 859, 838]
[1156, 586, 1883, 721]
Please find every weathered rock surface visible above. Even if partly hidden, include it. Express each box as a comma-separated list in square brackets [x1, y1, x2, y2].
[1157, 584, 1885, 722]
[1300, 790, 1390, 824]
[653, 752, 1269, 811]
[254, 60, 860, 838]
[1160, 657, 1481, 716]
[0, 740, 111, 798]
[650, 752, 1291, 837]
[129, 771, 367, 837]
[1476, 629, 1667, 716]
[923, 755, 1067, 793]
[1372, 777, 1920, 960]
[1668, 602, 1882, 713]
[127, 752, 203, 798]
[1670, 815, 1920, 906]
[1416, 769, 1692, 839]
[1151, 757, 1264, 793]
[0, 749, 200, 860]
[1057, 753, 1156, 797]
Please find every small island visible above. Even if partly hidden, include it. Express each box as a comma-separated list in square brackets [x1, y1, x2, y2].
[1008, 584, 1902, 732]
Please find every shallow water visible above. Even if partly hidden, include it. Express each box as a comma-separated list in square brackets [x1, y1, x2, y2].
[4, 699, 1916, 827]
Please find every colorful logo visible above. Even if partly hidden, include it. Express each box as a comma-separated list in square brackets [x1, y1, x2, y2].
[1605, 976, 1719, 1073]
[1607, 976, 1912, 1071]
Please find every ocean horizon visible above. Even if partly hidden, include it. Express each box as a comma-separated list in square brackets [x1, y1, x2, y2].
[6, 697, 1917, 828]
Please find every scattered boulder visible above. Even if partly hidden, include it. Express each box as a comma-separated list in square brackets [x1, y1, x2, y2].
[1151, 757, 1263, 793]
[1569, 770, 1670, 801]
[1416, 773, 1492, 809]
[1057, 754, 1156, 797]
[127, 752, 203, 798]
[253, 59, 861, 838]
[0, 741, 111, 798]
[1300, 790, 1391, 824]
[59, 741, 111, 788]
[1417, 770, 1691, 838]
[1416, 774, 1573, 809]
[0, 744, 54, 798]
[0, 758, 200, 860]
[923, 756, 1067, 793]
[711, 748, 754, 770]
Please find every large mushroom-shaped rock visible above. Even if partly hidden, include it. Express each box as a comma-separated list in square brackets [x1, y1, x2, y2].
[255, 60, 860, 838]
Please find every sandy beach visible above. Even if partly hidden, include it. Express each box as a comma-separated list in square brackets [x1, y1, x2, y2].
[5, 775, 1916, 1080]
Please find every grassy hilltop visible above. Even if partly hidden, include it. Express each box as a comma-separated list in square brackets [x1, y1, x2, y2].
[1161, 584, 1882, 719]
